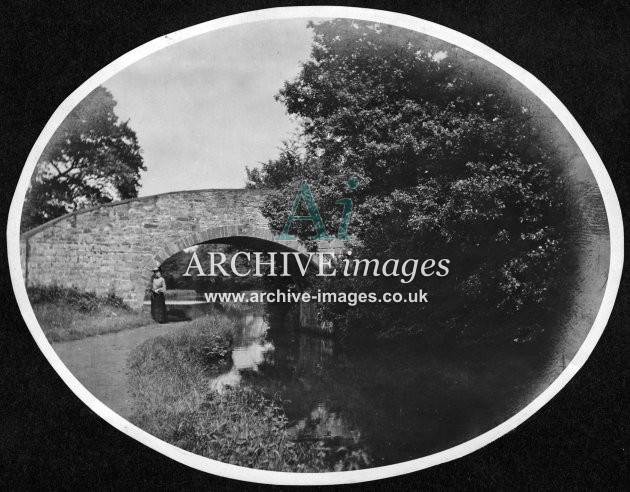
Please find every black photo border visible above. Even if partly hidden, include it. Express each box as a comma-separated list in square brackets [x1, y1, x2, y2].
[1, 1, 628, 489]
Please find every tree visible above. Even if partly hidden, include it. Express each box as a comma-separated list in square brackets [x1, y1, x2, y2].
[248, 20, 569, 341]
[21, 86, 145, 230]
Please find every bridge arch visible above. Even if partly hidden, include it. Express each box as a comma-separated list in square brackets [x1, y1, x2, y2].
[20, 188, 342, 310]
[138, 224, 309, 305]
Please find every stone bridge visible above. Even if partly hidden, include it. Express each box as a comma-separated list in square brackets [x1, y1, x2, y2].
[20, 189, 334, 310]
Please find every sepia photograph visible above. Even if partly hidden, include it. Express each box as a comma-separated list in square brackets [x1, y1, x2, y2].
[7, 6, 624, 485]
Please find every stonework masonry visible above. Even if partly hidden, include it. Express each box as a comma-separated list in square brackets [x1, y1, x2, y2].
[20, 189, 314, 309]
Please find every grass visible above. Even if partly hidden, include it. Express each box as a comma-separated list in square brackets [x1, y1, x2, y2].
[127, 314, 333, 472]
[32, 303, 151, 343]
[28, 286, 152, 342]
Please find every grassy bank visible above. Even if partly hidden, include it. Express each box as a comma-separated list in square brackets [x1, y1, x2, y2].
[28, 286, 151, 342]
[127, 314, 333, 472]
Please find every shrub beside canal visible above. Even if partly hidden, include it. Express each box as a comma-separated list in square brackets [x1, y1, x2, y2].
[28, 286, 151, 342]
[127, 314, 332, 472]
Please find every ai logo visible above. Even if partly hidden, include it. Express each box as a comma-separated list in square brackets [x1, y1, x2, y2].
[275, 177, 359, 241]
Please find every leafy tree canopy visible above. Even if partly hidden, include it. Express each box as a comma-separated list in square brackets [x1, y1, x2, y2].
[22, 86, 145, 230]
[248, 20, 569, 341]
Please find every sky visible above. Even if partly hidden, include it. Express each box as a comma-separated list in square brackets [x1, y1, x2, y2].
[102, 18, 591, 199]
[104, 19, 315, 197]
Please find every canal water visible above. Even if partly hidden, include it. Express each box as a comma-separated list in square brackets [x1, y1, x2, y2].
[172, 301, 569, 467]
[151, 191, 608, 467]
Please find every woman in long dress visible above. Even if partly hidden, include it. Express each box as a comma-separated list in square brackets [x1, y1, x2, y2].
[150, 268, 168, 323]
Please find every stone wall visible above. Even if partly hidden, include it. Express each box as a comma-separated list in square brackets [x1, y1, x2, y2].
[19, 189, 295, 309]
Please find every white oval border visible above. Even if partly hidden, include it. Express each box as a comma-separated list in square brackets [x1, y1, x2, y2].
[6, 6, 624, 486]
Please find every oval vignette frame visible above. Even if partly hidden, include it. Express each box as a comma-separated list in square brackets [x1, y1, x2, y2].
[6, 6, 624, 485]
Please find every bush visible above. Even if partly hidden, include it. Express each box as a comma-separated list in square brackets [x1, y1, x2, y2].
[27, 285, 129, 313]
[127, 314, 336, 471]
[27, 285, 149, 342]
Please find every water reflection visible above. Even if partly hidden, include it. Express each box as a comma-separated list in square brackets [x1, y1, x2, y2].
[176, 302, 565, 467]
[210, 311, 274, 392]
